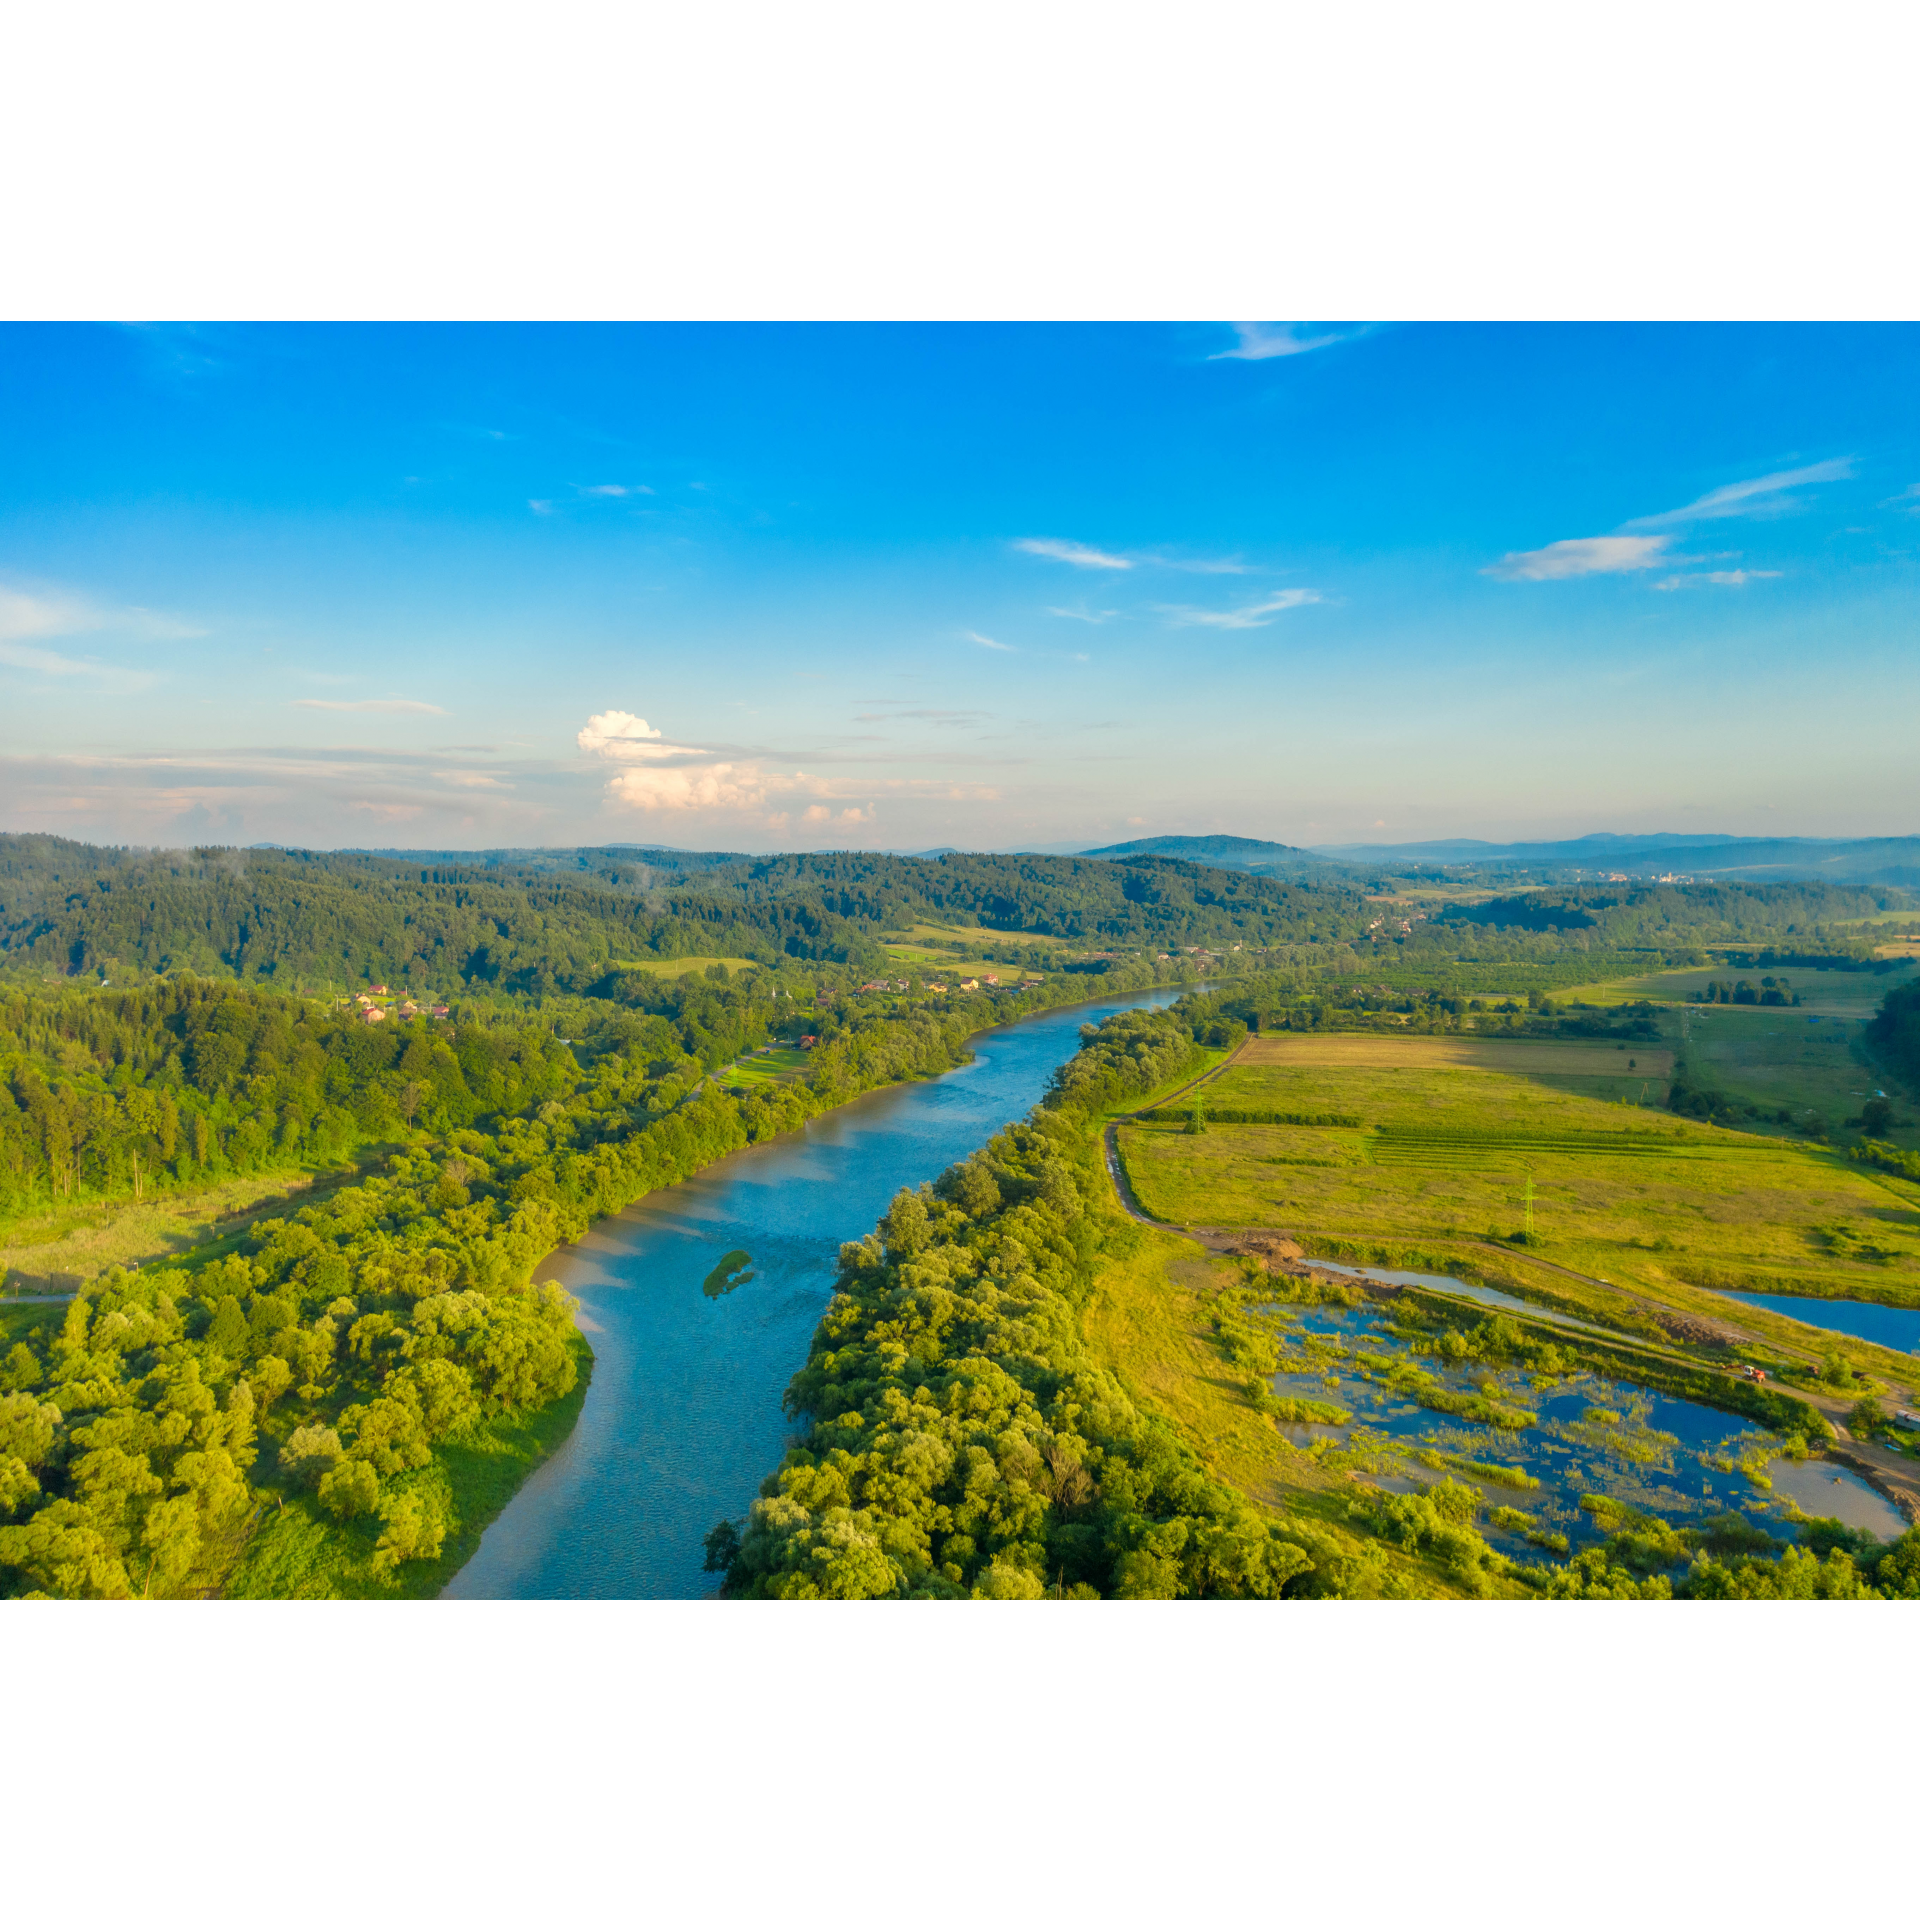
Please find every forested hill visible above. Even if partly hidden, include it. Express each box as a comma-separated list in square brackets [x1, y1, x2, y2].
[0, 837, 1368, 994]
[1434, 880, 1892, 951]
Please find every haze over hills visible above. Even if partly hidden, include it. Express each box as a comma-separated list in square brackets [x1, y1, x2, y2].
[1073, 831, 1920, 888]
[1310, 832, 1920, 885]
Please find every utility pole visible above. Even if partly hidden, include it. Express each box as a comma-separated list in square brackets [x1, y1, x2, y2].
[1523, 1170, 1534, 1237]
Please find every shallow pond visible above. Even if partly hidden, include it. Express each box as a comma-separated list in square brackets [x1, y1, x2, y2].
[1266, 1295, 1904, 1560]
[446, 986, 1182, 1599]
[1723, 1290, 1920, 1357]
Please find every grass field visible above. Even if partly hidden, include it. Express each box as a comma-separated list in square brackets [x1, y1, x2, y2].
[1, 1166, 344, 1295]
[1568, 964, 1914, 1145]
[719, 1043, 812, 1087]
[1119, 1037, 1920, 1347]
[610, 955, 759, 979]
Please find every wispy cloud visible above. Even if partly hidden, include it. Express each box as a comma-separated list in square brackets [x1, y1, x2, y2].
[1209, 322, 1352, 362]
[0, 583, 205, 644]
[1012, 537, 1132, 571]
[1490, 460, 1852, 585]
[1626, 459, 1854, 530]
[1881, 482, 1920, 513]
[528, 499, 555, 515]
[964, 630, 1015, 651]
[577, 483, 654, 498]
[1156, 589, 1322, 629]
[293, 698, 448, 714]
[1156, 555, 1254, 574]
[1046, 605, 1117, 624]
[1485, 535, 1672, 582]
[1652, 569, 1783, 591]
[0, 640, 153, 685]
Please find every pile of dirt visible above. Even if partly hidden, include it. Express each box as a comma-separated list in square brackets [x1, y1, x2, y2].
[1655, 1311, 1740, 1349]
[1229, 1233, 1312, 1276]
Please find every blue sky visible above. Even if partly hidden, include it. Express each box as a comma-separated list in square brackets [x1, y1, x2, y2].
[1, 321, 1915, 853]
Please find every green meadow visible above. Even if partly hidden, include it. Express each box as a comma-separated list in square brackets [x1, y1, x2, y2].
[1118, 1035, 1920, 1373]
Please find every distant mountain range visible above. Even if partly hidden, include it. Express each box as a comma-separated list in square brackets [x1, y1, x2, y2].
[1077, 831, 1920, 887]
[1079, 834, 1331, 873]
[1310, 832, 1920, 885]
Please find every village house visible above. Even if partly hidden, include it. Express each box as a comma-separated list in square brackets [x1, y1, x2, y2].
[362, 1006, 386, 1024]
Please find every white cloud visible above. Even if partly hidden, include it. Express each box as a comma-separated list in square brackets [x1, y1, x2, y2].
[578, 709, 660, 753]
[1881, 482, 1920, 512]
[575, 710, 705, 761]
[1491, 461, 1852, 586]
[1209, 322, 1350, 361]
[1485, 535, 1671, 581]
[1046, 606, 1116, 623]
[434, 769, 510, 788]
[578, 483, 655, 498]
[1012, 538, 1132, 570]
[607, 762, 775, 812]
[1156, 588, 1323, 629]
[1627, 458, 1854, 529]
[294, 698, 447, 714]
[1653, 569, 1783, 591]
[528, 499, 555, 515]
[964, 631, 1015, 651]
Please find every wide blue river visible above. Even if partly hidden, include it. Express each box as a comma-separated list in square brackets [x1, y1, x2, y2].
[447, 987, 1179, 1599]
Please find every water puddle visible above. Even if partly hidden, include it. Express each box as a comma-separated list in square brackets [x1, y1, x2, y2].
[1763, 1457, 1907, 1542]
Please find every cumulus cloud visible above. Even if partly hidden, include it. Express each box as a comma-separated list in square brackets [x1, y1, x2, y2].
[1484, 535, 1671, 582]
[1012, 538, 1132, 570]
[1156, 588, 1323, 629]
[434, 769, 511, 788]
[964, 631, 1015, 651]
[575, 710, 705, 760]
[294, 698, 447, 714]
[1209, 322, 1351, 361]
[607, 763, 774, 812]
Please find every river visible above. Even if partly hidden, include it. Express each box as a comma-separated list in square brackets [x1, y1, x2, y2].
[446, 986, 1181, 1598]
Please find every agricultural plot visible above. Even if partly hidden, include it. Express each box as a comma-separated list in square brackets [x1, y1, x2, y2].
[1118, 1044, 1920, 1316]
[1238, 1034, 1674, 1078]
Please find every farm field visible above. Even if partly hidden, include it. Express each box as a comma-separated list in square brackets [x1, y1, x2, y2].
[1559, 962, 1916, 1143]
[611, 954, 759, 979]
[1118, 1038, 1920, 1352]
[1238, 1034, 1675, 1078]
